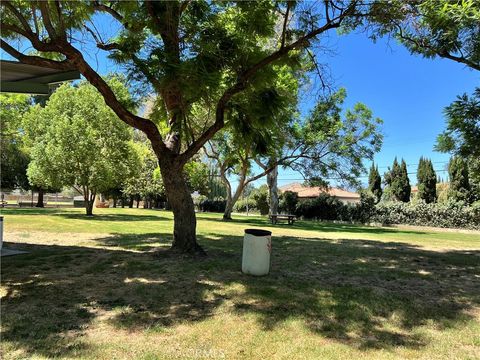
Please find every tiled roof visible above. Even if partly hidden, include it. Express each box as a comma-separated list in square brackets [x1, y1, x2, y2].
[279, 183, 360, 199]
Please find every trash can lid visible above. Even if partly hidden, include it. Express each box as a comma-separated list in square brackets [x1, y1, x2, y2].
[244, 228, 272, 236]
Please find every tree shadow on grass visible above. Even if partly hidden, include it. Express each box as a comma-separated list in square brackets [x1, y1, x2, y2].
[1, 234, 479, 357]
[55, 213, 171, 222]
[197, 213, 427, 235]
[0, 208, 68, 216]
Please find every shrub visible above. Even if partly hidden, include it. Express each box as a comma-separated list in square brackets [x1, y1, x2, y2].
[295, 193, 343, 220]
[373, 200, 480, 230]
[251, 186, 269, 215]
[279, 191, 298, 214]
[199, 198, 226, 213]
[352, 191, 376, 223]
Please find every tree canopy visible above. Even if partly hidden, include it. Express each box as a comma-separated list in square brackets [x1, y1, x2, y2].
[25, 79, 137, 215]
[0, 94, 31, 191]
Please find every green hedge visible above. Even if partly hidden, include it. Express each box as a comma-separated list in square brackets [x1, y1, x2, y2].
[373, 200, 480, 230]
[291, 192, 479, 230]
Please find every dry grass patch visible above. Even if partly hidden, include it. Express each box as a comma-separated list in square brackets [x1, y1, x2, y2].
[1, 207, 479, 359]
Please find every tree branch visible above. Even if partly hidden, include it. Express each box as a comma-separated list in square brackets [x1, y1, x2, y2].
[0, 39, 73, 70]
[179, 4, 356, 164]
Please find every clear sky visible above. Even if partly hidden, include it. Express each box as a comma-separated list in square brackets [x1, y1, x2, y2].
[274, 31, 479, 189]
[3, 23, 478, 190]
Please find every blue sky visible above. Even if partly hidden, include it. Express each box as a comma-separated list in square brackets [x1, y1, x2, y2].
[274, 31, 479, 189]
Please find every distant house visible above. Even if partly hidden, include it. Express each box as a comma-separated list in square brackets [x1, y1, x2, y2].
[279, 183, 361, 204]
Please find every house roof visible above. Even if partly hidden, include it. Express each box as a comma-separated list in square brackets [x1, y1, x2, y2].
[1, 60, 80, 95]
[279, 183, 360, 199]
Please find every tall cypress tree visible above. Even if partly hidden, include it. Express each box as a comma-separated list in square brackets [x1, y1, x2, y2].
[399, 159, 411, 202]
[368, 162, 382, 203]
[417, 157, 437, 203]
[448, 156, 471, 203]
[385, 158, 411, 202]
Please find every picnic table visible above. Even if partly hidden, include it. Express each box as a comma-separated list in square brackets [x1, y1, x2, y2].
[269, 214, 296, 225]
[0, 201, 7, 208]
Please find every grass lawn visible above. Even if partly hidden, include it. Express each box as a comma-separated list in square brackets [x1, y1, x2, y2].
[1, 207, 479, 359]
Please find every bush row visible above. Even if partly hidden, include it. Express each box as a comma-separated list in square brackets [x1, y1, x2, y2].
[372, 200, 480, 230]
[197, 191, 480, 230]
[198, 199, 226, 213]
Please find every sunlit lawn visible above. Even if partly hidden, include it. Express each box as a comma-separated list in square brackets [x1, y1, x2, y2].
[1, 207, 479, 359]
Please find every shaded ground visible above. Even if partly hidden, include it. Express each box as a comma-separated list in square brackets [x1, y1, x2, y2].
[1, 208, 480, 359]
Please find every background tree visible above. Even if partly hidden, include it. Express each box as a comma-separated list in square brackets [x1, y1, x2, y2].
[384, 158, 411, 202]
[435, 87, 480, 201]
[417, 157, 437, 203]
[448, 156, 471, 203]
[1, 0, 386, 254]
[368, 162, 382, 203]
[0, 94, 31, 192]
[289, 89, 383, 188]
[436, 88, 480, 158]
[26, 80, 137, 215]
[208, 88, 383, 220]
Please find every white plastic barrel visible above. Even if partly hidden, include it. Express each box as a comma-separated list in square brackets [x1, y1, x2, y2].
[242, 229, 272, 276]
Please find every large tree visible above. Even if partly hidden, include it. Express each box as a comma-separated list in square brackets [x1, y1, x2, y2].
[26, 80, 137, 215]
[0, 0, 403, 254]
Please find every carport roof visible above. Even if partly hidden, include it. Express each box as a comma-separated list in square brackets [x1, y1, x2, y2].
[0, 60, 80, 95]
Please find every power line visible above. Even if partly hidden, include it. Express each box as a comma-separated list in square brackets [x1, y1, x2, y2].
[226, 169, 448, 183]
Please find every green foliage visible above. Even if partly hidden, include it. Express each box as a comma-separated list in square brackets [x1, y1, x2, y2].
[436, 88, 480, 158]
[25, 80, 136, 213]
[123, 139, 164, 205]
[367, 0, 480, 70]
[291, 88, 383, 188]
[199, 199, 226, 213]
[417, 157, 437, 204]
[295, 194, 344, 220]
[293, 191, 375, 223]
[233, 198, 258, 213]
[368, 162, 382, 203]
[374, 200, 480, 230]
[279, 191, 299, 214]
[0, 94, 32, 191]
[448, 156, 471, 203]
[384, 158, 411, 202]
[251, 185, 269, 215]
[184, 159, 210, 195]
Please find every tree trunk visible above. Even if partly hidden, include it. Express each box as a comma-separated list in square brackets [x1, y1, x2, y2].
[223, 186, 234, 220]
[129, 196, 134, 208]
[84, 190, 95, 216]
[160, 160, 205, 255]
[267, 165, 279, 215]
[36, 189, 44, 208]
[113, 196, 117, 208]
